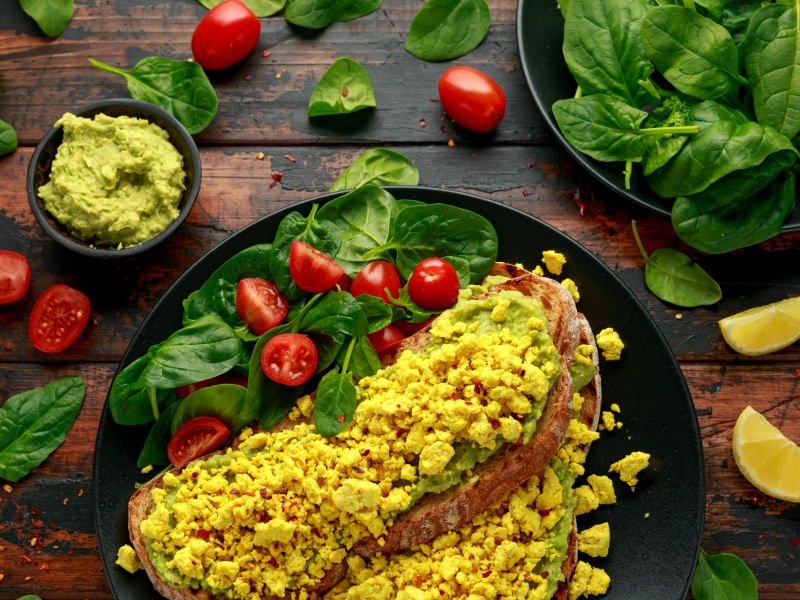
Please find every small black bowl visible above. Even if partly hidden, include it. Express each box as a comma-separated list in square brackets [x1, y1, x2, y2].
[26, 99, 202, 258]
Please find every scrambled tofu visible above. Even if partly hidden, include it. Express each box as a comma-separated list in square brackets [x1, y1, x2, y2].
[610, 404, 620, 413]
[532, 265, 544, 276]
[600, 411, 622, 431]
[569, 561, 611, 600]
[116, 544, 142, 573]
[587, 475, 616, 506]
[542, 250, 567, 275]
[596, 328, 624, 361]
[577, 523, 610, 558]
[561, 278, 580, 303]
[610, 452, 650, 490]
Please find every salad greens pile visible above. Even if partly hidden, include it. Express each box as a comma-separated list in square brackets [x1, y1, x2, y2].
[109, 150, 498, 468]
[554, 0, 800, 254]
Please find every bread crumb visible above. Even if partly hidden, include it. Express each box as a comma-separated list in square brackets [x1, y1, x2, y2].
[2, 485, 11, 494]
[63, 498, 69, 506]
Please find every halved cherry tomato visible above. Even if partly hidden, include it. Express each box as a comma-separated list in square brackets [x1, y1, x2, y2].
[0, 251, 31, 304]
[236, 278, 288, 335]
[351, 261, 402, 304]
[329, 273, 352, 293]
[261, 333, 318, 386]
[407, 258, 460, 311]
[28, 285, 90, 353]
[367, 324, 406, 355]
[167, 417, 229, 467]
[192, 0, 261, 71]
[394, 315, 438, 336]
[289, 241, 345, 293]
[438, 66, 506, 133]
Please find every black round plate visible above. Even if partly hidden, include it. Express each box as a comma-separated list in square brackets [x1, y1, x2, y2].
[516, 0, 800, 232]
[94, 187, 704, 600]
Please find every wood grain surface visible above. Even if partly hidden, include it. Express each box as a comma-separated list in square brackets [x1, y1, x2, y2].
[1, 0, 799, 598]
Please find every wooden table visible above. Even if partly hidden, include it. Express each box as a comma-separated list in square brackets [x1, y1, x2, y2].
[0, 0, 798, 598]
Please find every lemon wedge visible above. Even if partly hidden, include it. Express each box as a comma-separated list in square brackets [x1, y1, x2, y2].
[733, 406, 800, 502]
[719, 296, 800, 356]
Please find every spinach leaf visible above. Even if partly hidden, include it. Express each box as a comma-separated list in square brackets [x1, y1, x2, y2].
[0, 118, 18, 157]
[688, 98, 751, 126]
[388, 286, 443, 323]
[268, 205, 341, 302]
[336, 335, 381, 379]
[137, 401, 180, 468]
[259, 383, 308, 430]
[354, 294, 405, 333]
[632, 220, 722, 307]
[109, 344, 177, 425]
[642, 6, 747, 99]
[317, 185, 398, 276]
[0, 377, 84, 483]
[642, 97, 693, 175]
[673, 169, 795, 253]
[720, 0, 765, 44]
[285, 0, 382, 29]
[198, 0, 285, 17]
[553, 94, 699, 162]
[563, 0, 656, 108]
[20, 0, 73, 37]
[313, 333, 344, 373]
[691, 548, 758, 600]
[329, 148, 419, 192]
[171, 384, 251, 436]
[88, 57, 218, 135]
[183, 244, 272, 333]
[298, 291, 369, 344]
[444, 255, 471, 288]
[745, 2, 800, 139]
[366, 203, 499, 284]
[396, 199, 425, 211]
[315, 337, 359, 437]
[308, 57, 377, 117]
[694, 0, 724, 21]
[405, 0, 491, 62]
[137, 316, 243, 389]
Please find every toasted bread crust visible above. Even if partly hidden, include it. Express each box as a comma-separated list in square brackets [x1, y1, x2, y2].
[555, 516, 580, 600]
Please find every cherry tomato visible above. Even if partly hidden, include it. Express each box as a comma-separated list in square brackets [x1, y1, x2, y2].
[225, 374, 249, 388]
[394, 315, 438, 336]
[289, 241, 345, 293]
[438, 66, 506, 133]
[28, 285, 90, 354]
[329, 273, 352, 293]
[351, 261, 402, 304]
[367, 324, 406, 355]
[407, 258, 460, 311]
[261, 333, 318, 386]
[0, 251, 31, 305]
[192, 0, 261, 71]
[167, 417, 229, 467]
[236, 278, 288, 336]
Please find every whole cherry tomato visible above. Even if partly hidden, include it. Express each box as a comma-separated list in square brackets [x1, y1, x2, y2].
[438, 66, 506, 132]
[0, 251, 31, 304]
[167, 417, 229, 467]
[351, 261, 402, 304]
[236, 278, 288, 335]
[28, 285, 90, 353]
[407, 258, 460, 311]
[367, 324, 406, 355]
[261, 333, 318, 386]
[289, 241, 345, 293]
[192, 0, 261, 71]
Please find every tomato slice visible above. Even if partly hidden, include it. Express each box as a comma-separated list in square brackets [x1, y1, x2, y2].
[167, 417, 229, 467]
[28, 285, 90, 353]
[289, 241, 345, 293]
[0, 251, 31, 304]
[394, 315, 438, 336]
[191, 0, 261, 71]
[236, 278, 288, 335]
[261, 333, 318, 386]
[407, 258, 461, 311]
[351, 261, 402, 304]
[367, 324, 406, 355]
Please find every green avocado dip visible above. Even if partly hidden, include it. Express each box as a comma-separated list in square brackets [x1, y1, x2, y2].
[38, 112, 186, 249]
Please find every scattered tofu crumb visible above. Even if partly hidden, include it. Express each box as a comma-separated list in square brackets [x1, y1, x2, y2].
[611, 403, 620, 413]
[645, 513, 650, 519]
[587, 474, 617, 505]
[596, 328, 624, 361]
[116, 544, 143, 574]
[542, 250, 566, 275]
[276, 73, 281, 78]
[141, 465, 153, 474]
[569, 561, 611, 600]
[257, 152, 265, 160]
[601, 411, 620, 431]
[514, 262, 524, 269]
[574, 485, 599, 515]
[577, 523, 610, 557]
[561, 278, 580, 302]
[531, 265, 544, 276]
[610, 451, 651, 490]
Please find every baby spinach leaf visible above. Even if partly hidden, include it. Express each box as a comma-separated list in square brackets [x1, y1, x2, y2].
[0, 118, 18, 157]
[642, 97, 693, 175]
[396, 199, 426, 212]
[137, 316, 243, 389]
[285, 0, 382, 29]
[405, 0, 491, 61]
[0, 377, 84, 482]
[745, 2, 800, 139]
[298, 291, 369, 344]
[688, 98, 751, 127]
[673, 169, 795, 253]
[329, 148, 419, 192]
[354, 293, 405, 333]
[388, 286, 443, 323]
[268, 205, 341, 302]
[444, 255, 471, 288]
[563, 0, 656, 108]
[314, 333, 344, 373]
[336, 336, 381, 379]
[198, 0, 286, 17]
[137, 402, 180, 468]
[632, 221, 722, 307]
[171, 384, 251, 436]
[308, 57, 377, 117]
[691, 548, 758, 600]
[720, 0, 765, 44]
[314, 370, 357, 437]
[366, 203, 498, 284]
[317, 185, 398, 276]
[20, 0, 73, 37]
[642, 6, 747, 99]
[88, 57, 218, 135]
[109, 344, 178, 425]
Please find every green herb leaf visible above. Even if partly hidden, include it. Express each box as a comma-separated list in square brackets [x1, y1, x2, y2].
[198, 0, 286, 17]
[314, 370, 357, 437]
[0, 118, 18, 157]
[285, 0, 382, 29]
[632, 220, 722, 307]
[317, 185, 398, 276]
[137, 401, 180, 468]
[405, 0, 491, 61]
[20, 0, 73, 37]
[171, 384, 251, 436]
[336, 335, 381, 379]
[109, 344, 178, 425]
[354, 294, 405, 333]
[691, 548, 758, 600]
[0, 377, 84, 483]
[308, 57, 377, 117]
[329, 148, 419, 192]
[298, 291, 369, 344]
[88, 57, 218, 134]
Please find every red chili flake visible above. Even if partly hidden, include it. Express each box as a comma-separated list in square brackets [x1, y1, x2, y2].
[260, 488, 268, 498]
[522, 189, 528, 197]
[285, 154, 296, 162]
[397, 428, 407, 437]
[41, 562, 50, 571]
[244, 74, 252, 81]
[483, 570, 492, 578]
[337, 414, 346, 423]
[196, 529, 210, 541]
[416, 575, 422, 587]
[67, 550, 75, 555]
[287, 502, 297, 511]
[269, 556, 280, 568]
[791, 539, 799, 547]
[21, 555, 32, 563]
[361, 449, 371, 457]
[3, 345, 11, 351]
[341, 87, 349, 97]
[501, 501, 509, 508]
[353, 467, 365, 474]
[420, 118, 427, 129]
[50, 522, 55, 529]
[271, 171, 284, 183]
[474, 383, 483, 394]
[464, 401, 473, 406]
[230, 489, 241, 495]
[192, 472, 199, 478]
[32, 519, 44, 529]
[34, 534, 42, 551]
[491, 420, 500, 430]
[441, 126, 450, 133]
[429, 98, 440, 103]
[527, 163, 534, 168]
[282, 502, 286, 512]
[796, 368, 800, 376]
[262, 50, 271, 57]
[382, 491, 389, 498]
[30, 508, 40, 516]
[451, 393, 458, 399]
[758, 534, 765, 540]
[541, 571, 549, 578]
[516, 437, 523, 445]
[538, 509, 550, 517]
[468, 554, 475, 560]
[312, 527, 323, 539]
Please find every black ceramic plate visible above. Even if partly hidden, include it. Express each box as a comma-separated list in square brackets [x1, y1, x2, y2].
[94, 187, 704, 600]
[516, 0, 800, 232]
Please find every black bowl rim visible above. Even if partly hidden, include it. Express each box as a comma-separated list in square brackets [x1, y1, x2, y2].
[93, 185, 704, 600]
[26, 98, 202, 259]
